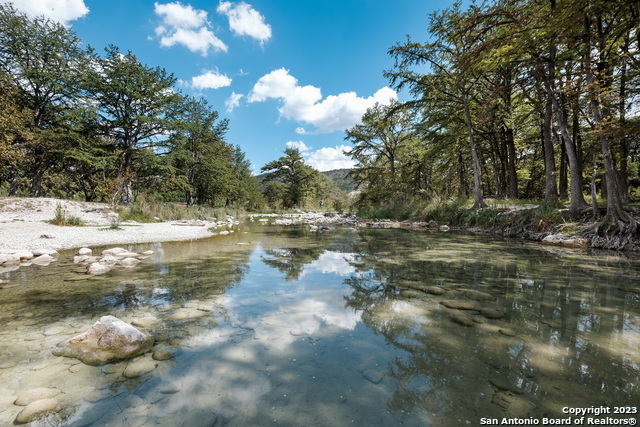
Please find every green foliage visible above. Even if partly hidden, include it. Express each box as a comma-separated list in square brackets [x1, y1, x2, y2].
[260, 148, 347, 211]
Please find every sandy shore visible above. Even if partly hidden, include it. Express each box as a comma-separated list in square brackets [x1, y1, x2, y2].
[0, 197, 217, 252]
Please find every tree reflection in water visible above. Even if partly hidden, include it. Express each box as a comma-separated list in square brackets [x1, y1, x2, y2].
[340, 228, 639, 423]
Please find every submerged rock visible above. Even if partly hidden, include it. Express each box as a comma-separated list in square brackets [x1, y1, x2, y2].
[52, 315, 154, 365]
[426, 286, 446, 295]
[15, 398, 60, 424]
[362, 369, 384, 384]
[440, 300, 482, 311]
[480, 306, 506, 319]
[14, 388, 61, 406]
[123, 355, 157, 378]
[451, 313, 475, 326]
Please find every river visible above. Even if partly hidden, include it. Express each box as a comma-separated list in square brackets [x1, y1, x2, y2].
[0, 224, 638, 426]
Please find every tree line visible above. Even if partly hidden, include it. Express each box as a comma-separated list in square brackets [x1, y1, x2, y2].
[0, 4, 262, 209]
[345, 0, 640, 234]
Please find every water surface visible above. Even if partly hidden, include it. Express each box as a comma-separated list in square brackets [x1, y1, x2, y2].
[0, 225, 638, 426]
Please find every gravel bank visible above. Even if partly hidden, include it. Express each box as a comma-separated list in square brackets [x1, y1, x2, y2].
[0, 197, 216, 252]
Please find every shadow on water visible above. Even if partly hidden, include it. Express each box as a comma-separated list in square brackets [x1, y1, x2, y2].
[0, 226, 638, 426]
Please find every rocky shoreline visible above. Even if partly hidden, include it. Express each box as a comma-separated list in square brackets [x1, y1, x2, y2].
[250, 211, 594, 250]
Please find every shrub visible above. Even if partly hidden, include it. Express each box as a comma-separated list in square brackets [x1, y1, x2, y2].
[48, 203, 84, 226]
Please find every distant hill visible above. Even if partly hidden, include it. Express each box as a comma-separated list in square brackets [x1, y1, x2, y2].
[321, 169, 356, 192]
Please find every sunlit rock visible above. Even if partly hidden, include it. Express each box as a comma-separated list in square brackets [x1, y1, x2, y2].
[99, 255, 119, 265]
[74, 255, 90, 264]
[87, 263, 111, 275]
[102, 247, 127, 256]
[15, 398, 60, 424]
[78, 247, 92, 256]
[32, 248, 59, 257]
[118, 257, 141, 268]
[31, 254, 55, 265]
[115, 252, 140, 259]
[0, 253, 20, 265]
[52, 315, 154, 365]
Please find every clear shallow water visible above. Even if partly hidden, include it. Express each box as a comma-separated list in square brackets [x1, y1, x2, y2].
[0, 226, 638, 426]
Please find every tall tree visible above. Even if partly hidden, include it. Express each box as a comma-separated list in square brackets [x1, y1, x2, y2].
[260, 148, 316, 209]
[387, 4, 488, 209]
[0, 4, 86, 196]
[345, 101, 416, 204]
[84, 45, 182, 205]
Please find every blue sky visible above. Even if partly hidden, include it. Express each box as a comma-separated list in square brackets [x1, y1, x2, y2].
[6, 0, 448, 173]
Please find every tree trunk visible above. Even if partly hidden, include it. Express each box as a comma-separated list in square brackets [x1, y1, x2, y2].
[8, 164, 19, 196]
[544, 78, 588, 217]
[462, 86, 485, 209]
[583, 12, 635, 232]
[30, 157, 44, 197]
[505, 126, 518, 199]
[542, 98, 558, 204]
[119, 149, 134, 205]
[559, 141, 568, 199]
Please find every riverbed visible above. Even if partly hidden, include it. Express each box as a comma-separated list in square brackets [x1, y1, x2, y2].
[0, 224, 638, 426]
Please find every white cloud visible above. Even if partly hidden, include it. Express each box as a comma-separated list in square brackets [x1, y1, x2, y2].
[154, 2, 227, 55]
[225, 92, 244, 112]
[4, 0, 89, 23]
[247, 68, 397, 134]
[217, 1, 272, 46]
[191, 70, 232, 90]
[306, 145, 355, 172]
[285, 141, 311, 152]
[154, 1, 206, 28]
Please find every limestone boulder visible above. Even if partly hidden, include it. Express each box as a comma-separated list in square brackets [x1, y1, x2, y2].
[31, 254, 55, 265]
[87, 263, 111, 275]
[78, 248, 92, 256]
[52, 315, 154, 365]
[0, 253, 20, 265]
[118, 257, 141, 268]
[102, 247, 128, 256]
[32, 248, 59, 257]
